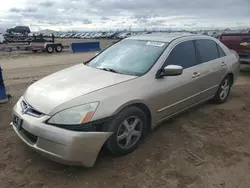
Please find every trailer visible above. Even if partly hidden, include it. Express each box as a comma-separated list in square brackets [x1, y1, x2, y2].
[27, 42, 63, 53]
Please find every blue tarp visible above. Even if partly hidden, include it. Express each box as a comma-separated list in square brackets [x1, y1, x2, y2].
[0, 65, 7, 102]
[71, 42, 101, 53]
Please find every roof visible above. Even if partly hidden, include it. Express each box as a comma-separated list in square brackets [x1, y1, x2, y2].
[128, 32, 194, 42]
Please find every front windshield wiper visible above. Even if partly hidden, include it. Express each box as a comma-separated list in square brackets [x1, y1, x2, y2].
[98, 67, 122, 74]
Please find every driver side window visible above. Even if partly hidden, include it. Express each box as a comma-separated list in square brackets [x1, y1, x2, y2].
[165, 40, 197, 69]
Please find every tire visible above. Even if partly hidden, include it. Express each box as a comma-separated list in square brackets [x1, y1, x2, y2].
[46, 46, 54, 53]
[212, 75, 232, 104]
[55, 45, 62, 52]
[106, 107, 148, 156]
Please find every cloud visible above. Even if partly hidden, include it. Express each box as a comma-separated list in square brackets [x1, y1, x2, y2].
[9, 7, 37, 13]
[183, 23, 197, 27]
[83, 19, 92, 24]
[24, 7, 37, 12]
[101, 16, 110, 20]
[1, 0, 250, 31]
[9, 8, 21, 13]
[39, 1, 54, 7]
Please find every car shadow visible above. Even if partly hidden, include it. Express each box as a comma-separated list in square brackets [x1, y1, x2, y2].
[22, 94, 237, 178]
[240, 65, 250, 74]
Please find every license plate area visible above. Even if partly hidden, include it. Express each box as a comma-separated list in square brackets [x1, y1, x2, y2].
[13, 114, 23, 130]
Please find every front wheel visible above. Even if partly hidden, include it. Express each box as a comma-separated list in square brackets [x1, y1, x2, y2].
[46, 46, 54, 53]
[212, 76, 232, 104]
[106, 107, 147, 156]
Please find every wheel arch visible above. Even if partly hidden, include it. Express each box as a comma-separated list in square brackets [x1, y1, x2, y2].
[113, 101, 152, 133]
[227, 72, 234, 85]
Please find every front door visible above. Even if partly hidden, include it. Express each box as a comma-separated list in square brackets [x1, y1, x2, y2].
[152, 40, 203, 123]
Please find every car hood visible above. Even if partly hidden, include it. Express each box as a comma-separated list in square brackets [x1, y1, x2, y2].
[24, 64, 136, 114]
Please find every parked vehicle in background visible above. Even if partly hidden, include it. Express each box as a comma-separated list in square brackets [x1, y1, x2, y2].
[202, 32, 209, 36]
[93, 33, 101, 39]
[83, 33, 90, 39]
[100, 32, 107, 38]
[79, 33, 87, 38]
[125, 32, 132, 38]
[6, 26, 31, 35]
[219, 33, 250, 64]
[54, 33, 61, 38]
[0, 33, 5, 43]
[68, 33, 75, 38]
[106, 32, 116, 39]
[116, 32, 124, 39]
[76, 33, 84, 38]
[59, 34, 66, 38]
[54, 31, 154, 39]
[71, 33, 77, 38]
[11, 33, 239, 167]
[118, 32, 131, 39]
[65, 33, 72, 38]
[84, 33, 90, 39]
[90, 33, 97, 38]
[212, 32, 220, 39]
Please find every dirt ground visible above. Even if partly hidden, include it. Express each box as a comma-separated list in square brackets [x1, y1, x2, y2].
[1, 46, 250, 188]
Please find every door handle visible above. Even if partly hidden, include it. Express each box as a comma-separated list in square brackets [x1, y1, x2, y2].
[221, 61, 227, 67]
[192, 72, 200, 78]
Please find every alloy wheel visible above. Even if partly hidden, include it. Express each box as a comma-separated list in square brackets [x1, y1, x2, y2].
[116, 116, 143, 149]
[219, 78, 230, 100]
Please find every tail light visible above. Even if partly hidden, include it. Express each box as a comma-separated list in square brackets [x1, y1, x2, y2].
[231, 50, 240, 60]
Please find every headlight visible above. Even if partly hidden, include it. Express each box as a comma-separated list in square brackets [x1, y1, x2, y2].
[47, 102, 99, 125]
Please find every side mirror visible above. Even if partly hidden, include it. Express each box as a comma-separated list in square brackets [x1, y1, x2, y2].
[163, 65, 183, 76]
[160, 65, 183, 77]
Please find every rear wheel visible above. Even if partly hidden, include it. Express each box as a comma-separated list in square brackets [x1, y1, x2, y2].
[106, 107, 147, 156]
[55, 45, 62, 52]
[213, 75, 232, 103]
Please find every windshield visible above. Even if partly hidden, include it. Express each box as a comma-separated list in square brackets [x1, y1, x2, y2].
[87, 39, 168, 76]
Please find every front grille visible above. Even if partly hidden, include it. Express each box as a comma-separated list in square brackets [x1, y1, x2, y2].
[20, 128, 38, 143]
[21, 100, 44, 117]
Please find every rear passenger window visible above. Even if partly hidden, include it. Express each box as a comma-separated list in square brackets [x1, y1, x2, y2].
[217, 45, 226, 57]
[195, 39, 219, 63]
[166, 41, 197, 69]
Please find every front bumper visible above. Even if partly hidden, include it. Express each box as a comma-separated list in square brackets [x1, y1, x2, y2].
[239, 52, 250, 64]
[11, 99, 112, 167]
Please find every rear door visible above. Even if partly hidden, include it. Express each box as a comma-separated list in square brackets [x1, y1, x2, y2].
[194, 39, 228, 100]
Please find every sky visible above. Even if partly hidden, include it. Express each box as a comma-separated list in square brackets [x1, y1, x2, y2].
[0, 0, 250, 32]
